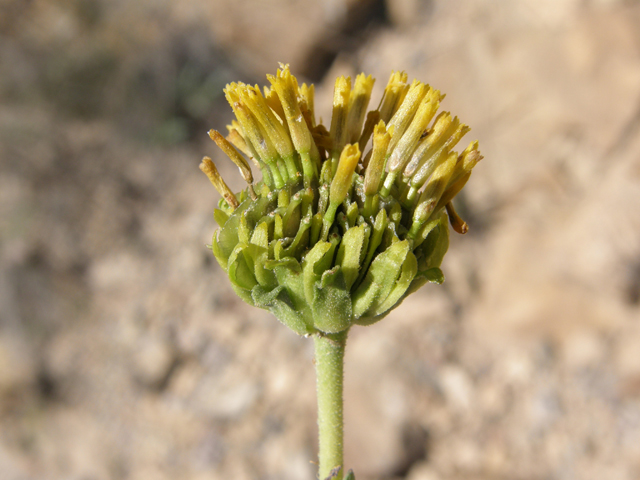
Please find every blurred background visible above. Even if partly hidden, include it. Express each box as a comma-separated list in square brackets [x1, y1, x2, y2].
[1, 0, 640, 479]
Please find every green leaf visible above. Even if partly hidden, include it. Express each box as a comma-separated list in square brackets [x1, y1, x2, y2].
[352, 240, 410, 319]
[312, 266, 352, 333]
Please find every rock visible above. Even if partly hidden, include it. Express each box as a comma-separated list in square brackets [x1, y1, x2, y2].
[439, 365, 473, 412]
[0, 332, 37, 395]
[407, 461, 442, 480]
[132, 336, 176, 389]
[561, 332, 606, 370]
[192, 373, 259, 420]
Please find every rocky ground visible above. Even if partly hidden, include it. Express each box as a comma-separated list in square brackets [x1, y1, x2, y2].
[1, 1, 640, 479]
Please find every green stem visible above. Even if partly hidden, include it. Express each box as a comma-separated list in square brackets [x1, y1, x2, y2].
[314, 330, 348, 480]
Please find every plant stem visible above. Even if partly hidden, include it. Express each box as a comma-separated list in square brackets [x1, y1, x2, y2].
[314, 330, 348, 480]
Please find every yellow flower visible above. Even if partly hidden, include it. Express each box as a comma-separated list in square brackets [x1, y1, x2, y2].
[201, 64, 482, 335]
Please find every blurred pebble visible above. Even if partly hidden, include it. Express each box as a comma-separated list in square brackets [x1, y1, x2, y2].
[561, 332, 606, 370]
[615, 331, 640, 378]
[407, 461, 442, 480]
[439, 365, 473, 412]
[385, 0, 430, 27]
[479, 383, 508, 418]
[503, 351, 533, 384]
[192, 376, 258, 420]
[0, 333, 37, 394]
[132, 336, 176, 388]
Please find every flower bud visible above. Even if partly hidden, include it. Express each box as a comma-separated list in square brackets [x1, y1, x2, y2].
[364, 121, 392, 196]
[329, 76, 352, 173]
[346, 73, 375, 143]
[379, 71, 409, 123]
[330, 144, 361, 206]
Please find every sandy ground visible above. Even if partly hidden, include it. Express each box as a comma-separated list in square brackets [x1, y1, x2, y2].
[1, 1, 640, 479]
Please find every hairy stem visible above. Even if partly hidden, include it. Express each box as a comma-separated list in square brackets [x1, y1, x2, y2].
[314, 330, 348, 480]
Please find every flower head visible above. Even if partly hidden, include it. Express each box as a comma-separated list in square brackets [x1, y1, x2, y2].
[201, 65, 482, 335]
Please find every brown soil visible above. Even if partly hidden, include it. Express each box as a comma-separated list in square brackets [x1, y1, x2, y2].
[1, 1, 640, 479]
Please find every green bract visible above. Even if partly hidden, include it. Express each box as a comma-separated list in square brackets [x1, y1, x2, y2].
[201, 65, 481, 335]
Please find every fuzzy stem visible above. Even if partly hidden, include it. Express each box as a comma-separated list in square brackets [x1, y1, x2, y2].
[314, 330, 348, 480]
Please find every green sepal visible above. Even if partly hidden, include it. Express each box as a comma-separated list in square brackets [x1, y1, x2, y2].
[251, 285, 314, 336]
[227, 244, 258, 290]
[312, 266, 353, 333]
[273, 265, 309, 316]
[264, 257, 301, 272]
[283, 214, 312, 258]
[213, 208, 229, 228]
[417, 213, 449, 271]
[211, 233, 228, 270]
[335, 224, 367, 290]
[310, 212, 323, 246]
[346, 201, 359, 227]
[283, 193, 302, 237]
[238, 212, 251, 244]
[250, 221, 270, 249]
[244, 243, 277, 289]
[274, 213, 284, 240]
[214, 195, 275, 266]
[344, 470, 356, 480]
[230, 283, 254, 306]
[416, 267, 445, 285]
[352, 240, 410, 319]
[356, 208, 388, 285]
[302, 236, 340, 304]
[357, 265, 444, 326]
[214, 206, 245, 266]
[370, 250, 417, 316]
